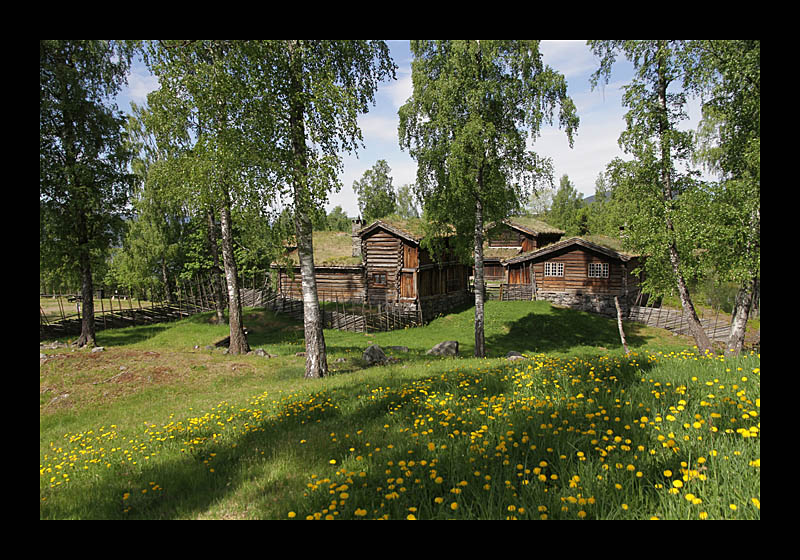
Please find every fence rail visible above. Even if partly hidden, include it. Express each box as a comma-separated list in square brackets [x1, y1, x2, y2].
[627, 304, 733, 342]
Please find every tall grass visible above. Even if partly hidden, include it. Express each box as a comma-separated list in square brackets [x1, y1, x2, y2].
[40, 302, 759, 519]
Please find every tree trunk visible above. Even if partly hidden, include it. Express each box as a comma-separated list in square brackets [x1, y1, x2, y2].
[206, 206, 227, 324]
[668, 243, 712, 353]
[726, 275, 757, 356]
[726, 204, 760, 356]
[218, 189, 250, 354]
[655, 44, 713, 355]
[614, 296, 630, 355]
[76, 212, 96, 347]
[289, 40, 327, 379]
[473, 190, 486, 358]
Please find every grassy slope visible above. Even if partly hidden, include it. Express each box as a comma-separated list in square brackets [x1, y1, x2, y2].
[40, 301, 759, 520]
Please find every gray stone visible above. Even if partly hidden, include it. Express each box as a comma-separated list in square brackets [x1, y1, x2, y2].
[362, 344, 387, 366]
[427, 340, 459, 356]
[505, 351, 525, 360]
[91, 346, 105, 353]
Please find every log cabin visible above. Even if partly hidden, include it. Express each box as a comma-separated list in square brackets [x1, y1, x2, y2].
[272, 219, 471, 322]
[483, 218, 564, 282]
[501, 236, 643, 316]
[357, 219, 471, 320]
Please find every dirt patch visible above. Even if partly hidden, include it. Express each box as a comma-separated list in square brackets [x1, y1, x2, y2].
[39, 348, 229, 414]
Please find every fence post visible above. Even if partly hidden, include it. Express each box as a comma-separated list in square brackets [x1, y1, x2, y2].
[128, 287, 136, 325]
[99, 290, 107, 329]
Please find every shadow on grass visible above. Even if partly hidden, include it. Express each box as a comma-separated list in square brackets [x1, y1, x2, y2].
[41, 351, 690, 520]
[486, 305, 650, 356]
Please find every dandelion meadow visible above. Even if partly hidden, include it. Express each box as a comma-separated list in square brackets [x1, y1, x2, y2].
[40, 302, 759, 520]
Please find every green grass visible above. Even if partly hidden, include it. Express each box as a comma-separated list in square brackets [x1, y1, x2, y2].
[40, 301, 759, 519]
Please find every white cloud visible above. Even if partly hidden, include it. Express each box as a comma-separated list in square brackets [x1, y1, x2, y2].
[382, 67, 413, 110]
[126, 62, 159, 105]
[358, 113, 400, 144]
[539, 40, 598, 80]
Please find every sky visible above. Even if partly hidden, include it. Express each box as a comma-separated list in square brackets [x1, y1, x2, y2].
[115, 40, 710, 217]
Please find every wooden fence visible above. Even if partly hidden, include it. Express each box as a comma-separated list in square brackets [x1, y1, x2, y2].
[262, 292, 422, 333]
[39, 296, 215, 340]
[626, 304, 732, 342]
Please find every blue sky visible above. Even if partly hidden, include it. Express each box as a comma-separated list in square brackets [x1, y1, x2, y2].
[115, 40, 710, 217]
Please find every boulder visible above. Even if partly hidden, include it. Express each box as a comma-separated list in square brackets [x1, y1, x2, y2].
[362, 344, 387, 366]
[427, 341, 459, 356]
[505, 351, 525, 360]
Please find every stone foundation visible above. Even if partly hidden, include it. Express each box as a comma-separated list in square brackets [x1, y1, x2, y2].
[419, 290, 472, 322]
[535, 290, 632, 318]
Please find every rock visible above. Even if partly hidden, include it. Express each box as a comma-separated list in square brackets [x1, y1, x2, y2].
[387, 346, 409, 353]
[334, 357, 347, 363]
[252, 348, 268, 357]
[295, 352, 306, 357]
[91, 346, 105, 353]
[505, 351, 525, 360]
[362, 344, 387, 365]
[49, 393, 70, 406]
[427, 341, 459, 356]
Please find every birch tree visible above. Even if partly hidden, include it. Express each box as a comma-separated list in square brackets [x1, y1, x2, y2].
[589, 40, 714, 354]
[399, 40, 578, 358]
[247, 40, 396, 378]
[685, 40, 760, 355]
[145, 40, 261, 354]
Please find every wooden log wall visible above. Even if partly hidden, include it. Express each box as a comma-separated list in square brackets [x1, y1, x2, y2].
[276, 266, 366, 302]
[363, 230, 402, 304]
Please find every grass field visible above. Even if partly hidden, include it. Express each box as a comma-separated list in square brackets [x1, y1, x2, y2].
[40, 301, 759, 520]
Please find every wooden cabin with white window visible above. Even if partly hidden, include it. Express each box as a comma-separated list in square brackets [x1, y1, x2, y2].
[502, 236, 643, 316]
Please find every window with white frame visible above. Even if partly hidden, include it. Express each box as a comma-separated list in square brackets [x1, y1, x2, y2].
[588, 262, 609, 278]
[544, 262, 564, 277]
